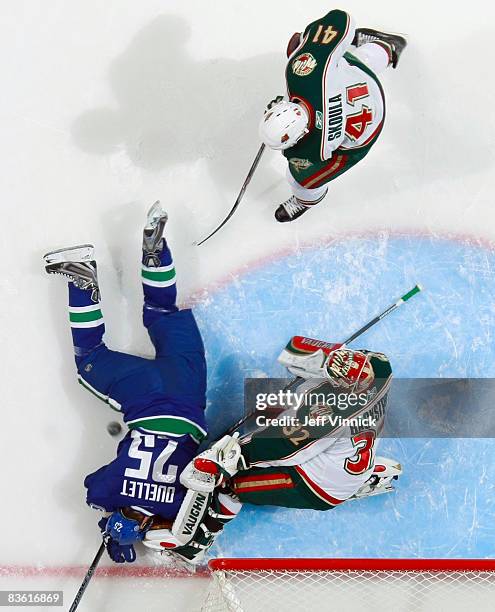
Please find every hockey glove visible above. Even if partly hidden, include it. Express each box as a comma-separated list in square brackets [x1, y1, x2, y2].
[105, 536, 136, 563]
[266, 95, 285, 111]
[181, 433, 247, 492]
[286, 32, 302, 57]
[98, 511, 149, 564]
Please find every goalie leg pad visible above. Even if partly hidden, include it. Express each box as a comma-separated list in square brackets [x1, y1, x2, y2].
[170, 491, 242, 564]
[172, 488, 213, 544]
[142, 488, 213, 553]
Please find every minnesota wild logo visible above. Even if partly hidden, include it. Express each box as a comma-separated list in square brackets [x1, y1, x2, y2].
[309, 403, 334, 423]
[289, 158, 313, 173]
[292, 53, 317, 77]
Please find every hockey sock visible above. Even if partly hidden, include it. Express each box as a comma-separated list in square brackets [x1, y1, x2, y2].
[142, 240, 178, 329]
[68, 282, 105, 365]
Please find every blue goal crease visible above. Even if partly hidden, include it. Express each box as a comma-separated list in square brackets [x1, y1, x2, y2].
[193, 237, 495, 559]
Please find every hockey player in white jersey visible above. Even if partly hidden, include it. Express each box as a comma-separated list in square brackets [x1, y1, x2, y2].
[145, 336, 401, 565]
[259, 8, 407, 222]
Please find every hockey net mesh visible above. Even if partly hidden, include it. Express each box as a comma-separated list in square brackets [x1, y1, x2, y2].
[201, 559, 495, 612]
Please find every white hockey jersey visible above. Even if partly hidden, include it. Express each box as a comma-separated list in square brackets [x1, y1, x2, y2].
[286, 9, 386, 162]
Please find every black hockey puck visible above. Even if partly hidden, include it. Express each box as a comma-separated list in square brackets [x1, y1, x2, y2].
[107, 421, 122, 436]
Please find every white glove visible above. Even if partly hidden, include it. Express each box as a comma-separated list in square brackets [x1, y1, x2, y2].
[180, 433, 247, 492]
[180, 461, 217, 493]
[278, 346, 330, 380]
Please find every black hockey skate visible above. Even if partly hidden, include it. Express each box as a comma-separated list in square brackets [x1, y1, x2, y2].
[352, 28, 407, 68]
[275, 196, 310, 223]
[44, 244, 100, 303]
[143, 200, 168, 267]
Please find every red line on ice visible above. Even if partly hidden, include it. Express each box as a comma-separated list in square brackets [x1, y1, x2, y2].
[0, 565, 209, 578]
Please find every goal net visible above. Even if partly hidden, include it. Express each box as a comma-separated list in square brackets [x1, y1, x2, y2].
[201, 558, 495, 612]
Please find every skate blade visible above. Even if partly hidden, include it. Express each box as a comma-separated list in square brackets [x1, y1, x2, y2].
[350, 483, 397, 501]
[356, 28, 408, 42]
[43, 244, 94, 265]
[145, 201, 168, 231]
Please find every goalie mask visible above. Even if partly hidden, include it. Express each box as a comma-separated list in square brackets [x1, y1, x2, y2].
[325, 346, 375, 392]
[259, 101, 309, 150]
[278, 336, 375, 392]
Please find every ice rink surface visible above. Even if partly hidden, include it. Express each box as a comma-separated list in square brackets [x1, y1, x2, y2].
[1, 0, 495, 610]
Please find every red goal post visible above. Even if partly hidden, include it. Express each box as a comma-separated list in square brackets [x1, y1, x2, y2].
[202, 558, 495, 612]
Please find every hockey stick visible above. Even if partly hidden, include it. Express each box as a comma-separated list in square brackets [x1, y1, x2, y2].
[196, 144, 266, 246]
[225, 284, 422, 435]
[341, 284, 422, 345]
[69, 542, 106, 612]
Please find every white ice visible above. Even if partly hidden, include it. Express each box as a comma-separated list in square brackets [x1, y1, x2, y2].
[1, 0, 495, 610]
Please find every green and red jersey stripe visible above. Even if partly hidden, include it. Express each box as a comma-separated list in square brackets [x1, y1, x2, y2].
[233, 472, 295, 494]
[301, 154, 348, 189]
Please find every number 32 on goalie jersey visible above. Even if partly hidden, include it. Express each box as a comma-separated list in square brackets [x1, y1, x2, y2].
[345, 83, 373, 142]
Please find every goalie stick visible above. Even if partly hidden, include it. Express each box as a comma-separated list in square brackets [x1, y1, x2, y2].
[225, 284, 423, 435]
[343, 284, 422, 345]
[196, 144, 265, 246]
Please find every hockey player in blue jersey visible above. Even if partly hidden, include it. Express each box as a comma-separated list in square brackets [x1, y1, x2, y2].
[44, 202, 239, 564]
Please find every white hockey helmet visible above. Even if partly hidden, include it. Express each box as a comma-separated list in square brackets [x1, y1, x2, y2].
[259, 101, 309, 151]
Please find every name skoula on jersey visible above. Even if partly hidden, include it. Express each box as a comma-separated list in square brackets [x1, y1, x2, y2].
[286, 9, 385, 162]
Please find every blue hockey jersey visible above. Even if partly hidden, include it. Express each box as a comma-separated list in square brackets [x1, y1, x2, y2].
[85, 429, 198, 519]
[80, 309, 208, 518]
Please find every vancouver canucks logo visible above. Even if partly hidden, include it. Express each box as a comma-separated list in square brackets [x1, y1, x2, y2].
[289, 158, 313, 173]
[292, 53, 317, 77]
